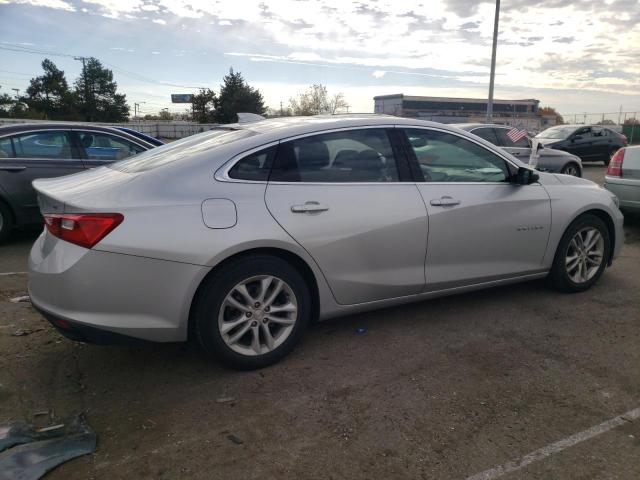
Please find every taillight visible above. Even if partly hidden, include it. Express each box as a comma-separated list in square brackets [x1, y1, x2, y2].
[606, 148, 625, 177]
[44, 213, 124, 248]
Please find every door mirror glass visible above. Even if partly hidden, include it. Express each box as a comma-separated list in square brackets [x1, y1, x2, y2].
[516, 166, 539, 185]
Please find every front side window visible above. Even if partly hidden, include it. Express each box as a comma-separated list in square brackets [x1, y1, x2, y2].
[471, 128, 499, 145]
[11, 131, 75, 160]
[575, 127, 592, 138]
[496, 128, 530, 148]
[78, 132, 145, 161]
[271, 129, 399, 183]
[228, 146, 276, 181]
[405, 128, 510, 183]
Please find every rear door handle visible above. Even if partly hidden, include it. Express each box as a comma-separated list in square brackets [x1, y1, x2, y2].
[430, 196, 460, 207]
[0, 166, 26, 172]
[291, 201, 330, 213]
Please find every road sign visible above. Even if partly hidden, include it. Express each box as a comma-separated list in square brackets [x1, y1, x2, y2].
[171, 94, 193, 103]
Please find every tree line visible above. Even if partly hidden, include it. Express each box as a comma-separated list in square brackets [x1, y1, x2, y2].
[0, 58, 129, 122]
[1, 58, 350, 124]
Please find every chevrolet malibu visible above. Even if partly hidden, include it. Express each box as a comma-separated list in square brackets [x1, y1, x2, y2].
[28, 116, 624, 369]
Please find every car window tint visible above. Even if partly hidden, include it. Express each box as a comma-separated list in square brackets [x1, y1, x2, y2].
[576, 127, 591, 138]
[471, 128, 499, 145]
[592, 127, 605, 137]
[78, 132, 144, 161]
[11, 131, 74, 160]
[0, 137, 13, 158]
[495, 128, 530, 148]
[271, 129, 399, 183]
[405, 128, 509, 183]
[228, 146, 275, 181]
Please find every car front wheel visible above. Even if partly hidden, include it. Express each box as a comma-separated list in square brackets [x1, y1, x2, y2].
[194, 255, 311, 369]
[548, 214, 611, 292]
[561, 162, 581, 177]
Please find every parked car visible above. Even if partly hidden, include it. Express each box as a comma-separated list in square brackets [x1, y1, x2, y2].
[113, 127, 164, 147]
[0, 123, 157, 241]
[604, 146, 640, 211]
[28, 116, 623, 369]
[535, 125, 627, 165]
[453, 123, 583, 176]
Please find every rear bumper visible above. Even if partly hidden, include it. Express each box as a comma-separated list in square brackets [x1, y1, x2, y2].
[28, 232, 209, 343]
[604, 176, 640, 211]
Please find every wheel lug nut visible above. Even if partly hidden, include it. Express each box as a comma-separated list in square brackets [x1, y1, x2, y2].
[254, 302, 260, 308]
[264, 306, 270, 312]
[246, 312, 252, 317]
[251, 321, 257, 327]
[263, 318, 269, 324]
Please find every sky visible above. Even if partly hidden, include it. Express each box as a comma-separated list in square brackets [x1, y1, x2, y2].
[0, 0, 639, 119]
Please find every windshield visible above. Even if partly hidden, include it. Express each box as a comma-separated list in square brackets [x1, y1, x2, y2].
[535, 126, 578, 140]
[108, 128, 258, 173]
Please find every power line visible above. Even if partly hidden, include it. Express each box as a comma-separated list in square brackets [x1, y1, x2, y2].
[0, 43, 207, 90]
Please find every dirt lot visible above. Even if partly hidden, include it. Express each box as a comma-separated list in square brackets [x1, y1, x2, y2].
[1, 164, 639, 479]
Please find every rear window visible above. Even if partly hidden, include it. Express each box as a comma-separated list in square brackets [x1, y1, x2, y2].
[108, 128, 257, 173]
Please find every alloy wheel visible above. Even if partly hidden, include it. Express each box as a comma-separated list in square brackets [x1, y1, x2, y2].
[563, 165, 579, 176]
[218, 275, 298, 356]
[565, 227, 604, 284]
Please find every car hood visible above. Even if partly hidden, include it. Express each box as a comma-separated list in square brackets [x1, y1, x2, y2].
[552, 173, 598, 187]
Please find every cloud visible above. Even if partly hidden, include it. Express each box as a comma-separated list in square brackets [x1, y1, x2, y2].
[372, 70, 386, 78]
[152, 18, 166, 25]
[3, 0, 75, 10]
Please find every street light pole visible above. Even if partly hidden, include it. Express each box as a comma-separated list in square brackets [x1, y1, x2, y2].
[486, 0, 500, 123]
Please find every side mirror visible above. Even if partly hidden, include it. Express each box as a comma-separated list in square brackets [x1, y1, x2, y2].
[516, 166, 540, 185]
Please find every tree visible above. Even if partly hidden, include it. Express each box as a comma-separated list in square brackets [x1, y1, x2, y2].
[539, 106, 564, 125]
[25, 59, 73, 119]
[597, 119, 615, 125]
[190, 88, 217, 123]
[624, 117, 639, 125]
[0, 91, 13, 118]
[74, 57, 129, 122]
[158, 109, 172, 121]
[213, 68, 265, 123]
[289, 84, 349, 116]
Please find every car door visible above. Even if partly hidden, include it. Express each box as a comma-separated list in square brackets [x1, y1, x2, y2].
[568, 127, 596, 160]
[400, 127, 551, 290]
[0, 130, 84, 224]
[264, 127, 428, 305]
[74, 130, 147, 167]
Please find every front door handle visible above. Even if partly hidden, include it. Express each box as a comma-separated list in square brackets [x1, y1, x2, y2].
[430, 196, 461, 207]
[0, 166, 26, 172]
[291, 201, 330, 213]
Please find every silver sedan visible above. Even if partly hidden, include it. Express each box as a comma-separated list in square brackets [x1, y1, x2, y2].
[28, 116, 624, 369]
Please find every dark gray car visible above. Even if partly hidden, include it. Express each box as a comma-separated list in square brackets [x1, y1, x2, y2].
[0, 123, 156, 241]
[454, 123, 583, 177]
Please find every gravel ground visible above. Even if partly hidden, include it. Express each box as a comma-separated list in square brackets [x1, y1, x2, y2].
[1, 163, 639, 479]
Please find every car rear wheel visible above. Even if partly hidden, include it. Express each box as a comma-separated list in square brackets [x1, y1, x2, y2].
[0, 201, 12, 243]
[548, 214, 610, 292]
[560, 163, 580, 177]
[194, 255, 311, 370]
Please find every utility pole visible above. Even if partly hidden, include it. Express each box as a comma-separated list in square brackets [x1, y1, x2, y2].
[280, 101, 283, 116]
[486, 0, 500, 123]
[133, 102, 146, 119]
[11, 88, 19, 100]
[618, 105, 622, 125]
[74, 56, 91, 121]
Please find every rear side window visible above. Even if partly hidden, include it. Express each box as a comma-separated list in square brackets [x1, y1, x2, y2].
[496, 128, 530, 148]
[0, 137, 13, 158]
[271, 129, 399, 183]
[11, 131, 75, 160]
[228, 146, 276, 181]
[78, 132, 145, 161]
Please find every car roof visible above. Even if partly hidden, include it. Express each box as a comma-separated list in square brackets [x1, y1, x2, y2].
[0, 122, 156, 147]
[451, 123, 513, 130]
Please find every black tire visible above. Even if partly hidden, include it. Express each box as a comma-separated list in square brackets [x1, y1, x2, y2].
[0, 201, 12, 243]
[548, 214, 611, 293]
[560, 162, 581, 177]
[194, 255, 311, 370]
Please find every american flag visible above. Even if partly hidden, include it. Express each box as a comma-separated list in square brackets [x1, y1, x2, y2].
[506, 127, 528, 143]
